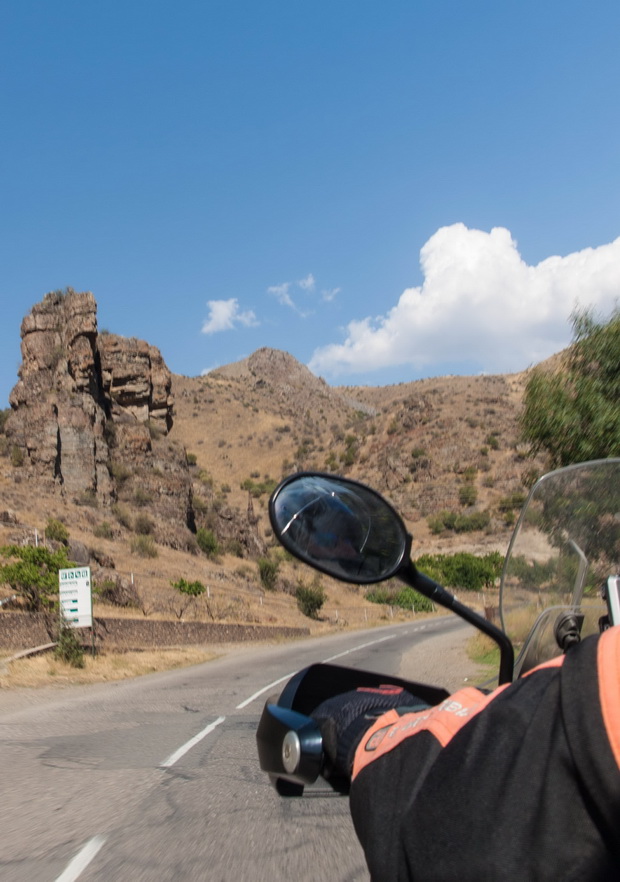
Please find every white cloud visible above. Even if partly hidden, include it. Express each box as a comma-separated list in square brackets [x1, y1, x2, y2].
[321, 286, 341, 302]
[298, 273, 316, 291]
[308, 224, 620, 378]
[201, 298, 258, 334]
[267, 282, 295, 309]
[267, 273, 334, 314]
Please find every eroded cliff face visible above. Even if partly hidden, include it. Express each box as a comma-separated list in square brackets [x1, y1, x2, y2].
[6, 290, 176, 504]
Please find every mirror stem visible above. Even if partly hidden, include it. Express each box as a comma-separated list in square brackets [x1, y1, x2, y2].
[403, 562, 514, 685]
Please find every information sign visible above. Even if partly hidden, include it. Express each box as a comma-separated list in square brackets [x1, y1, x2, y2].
[59, 567, 93, 629]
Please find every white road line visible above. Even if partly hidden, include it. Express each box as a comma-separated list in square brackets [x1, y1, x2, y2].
[322, 633, 396, 662]
[55, 835, 106, 882]
[236, 633, 398, 708]
[160, 716, 226, 768]
[236, 672, 297, 709]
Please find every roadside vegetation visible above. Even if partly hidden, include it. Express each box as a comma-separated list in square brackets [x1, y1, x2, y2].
[521, 307, 620, 466]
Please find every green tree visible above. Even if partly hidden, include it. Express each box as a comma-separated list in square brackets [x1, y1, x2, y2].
[169, 578, 206, 620]
[0, 544, 74, 611]
[521, 308, 620, 467]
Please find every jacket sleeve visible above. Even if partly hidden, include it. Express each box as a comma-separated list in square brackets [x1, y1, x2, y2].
[349, 627, 620, 882]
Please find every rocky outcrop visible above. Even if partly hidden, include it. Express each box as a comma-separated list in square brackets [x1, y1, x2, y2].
[7, 290, 113, 497]
[99, 334, 173, 431]
[6, 289, 175, 504]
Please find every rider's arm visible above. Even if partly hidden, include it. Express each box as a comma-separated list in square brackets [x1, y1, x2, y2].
[349, 628, 620, 881]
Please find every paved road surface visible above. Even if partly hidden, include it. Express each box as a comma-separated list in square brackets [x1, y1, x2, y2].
[0, 616, 476, 881]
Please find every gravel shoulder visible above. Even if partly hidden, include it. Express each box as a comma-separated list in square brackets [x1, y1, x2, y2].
[398, 620, 493, 692]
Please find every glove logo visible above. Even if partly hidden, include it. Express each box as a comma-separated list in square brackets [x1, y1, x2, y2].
[363, 724, 392, 752]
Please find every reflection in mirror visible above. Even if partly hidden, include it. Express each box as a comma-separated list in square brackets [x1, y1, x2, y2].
[270, 473, 409, 584]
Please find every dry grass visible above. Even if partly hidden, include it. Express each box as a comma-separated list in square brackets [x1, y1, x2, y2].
[0, 646, 218, 689]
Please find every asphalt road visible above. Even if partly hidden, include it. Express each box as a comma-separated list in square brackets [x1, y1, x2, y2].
[0, 616, 474, 882]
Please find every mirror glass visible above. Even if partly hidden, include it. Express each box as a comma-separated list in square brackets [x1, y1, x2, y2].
[269, 473, 409, 583]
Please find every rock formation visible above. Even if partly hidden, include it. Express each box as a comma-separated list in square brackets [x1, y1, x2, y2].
[6, 289, 176, 504]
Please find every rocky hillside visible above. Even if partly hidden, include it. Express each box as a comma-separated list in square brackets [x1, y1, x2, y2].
[0, 290, 547, 630]
[171, 355, 538, 558]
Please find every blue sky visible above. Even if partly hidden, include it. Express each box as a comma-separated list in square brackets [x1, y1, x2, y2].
[1, 1, 619, 407]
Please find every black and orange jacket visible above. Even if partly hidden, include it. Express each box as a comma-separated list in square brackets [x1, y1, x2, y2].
[349, 627, 620, 881]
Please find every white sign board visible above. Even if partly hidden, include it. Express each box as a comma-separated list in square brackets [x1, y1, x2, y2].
[59, 567, 93, 629]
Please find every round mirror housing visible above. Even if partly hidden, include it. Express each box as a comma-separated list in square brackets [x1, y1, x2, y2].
[269, 472, 411, 584]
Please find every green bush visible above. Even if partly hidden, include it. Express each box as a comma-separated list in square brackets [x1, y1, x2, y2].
[366, 585, 433, 612]
[130, 535, 158, 558]
[196, 527, 220, 557]
[427, 514, 447, 535]
[10, 445, 24, 467]
[339, 434, 358, 467]
[192, 495, 209, 514]
[225, 538, 245, 557]
[415, 551, 503, 591]
[198, 470, 214, 487]
[454, 510, 490, 532]
[258, 557, 280, 591]
[171, 578, 205, 597]
[498, 492, 526, 513]
[427, 509, 490, 534]
[459, 484, 478, 506]
[94, 521, 114, 539]
[54, 623, 85, 668]
[45, 517, 69, 545]
[324, 452, 339, 472]
[240, 476, 278, 498]
[112, 503, 132, 529]
[295, 578, 326, 619]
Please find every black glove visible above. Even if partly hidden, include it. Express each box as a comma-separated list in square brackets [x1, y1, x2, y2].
[312, 685, 420, 778]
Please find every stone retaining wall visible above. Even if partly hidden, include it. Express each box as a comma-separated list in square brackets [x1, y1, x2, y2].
[0, 611, 309, 651]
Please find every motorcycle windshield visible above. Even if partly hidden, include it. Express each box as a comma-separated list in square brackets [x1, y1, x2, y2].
[500, 459, 620, 676]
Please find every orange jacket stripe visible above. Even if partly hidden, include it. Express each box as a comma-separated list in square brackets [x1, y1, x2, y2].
[352, 685, 510, 780]
[597, 626, 620, 770]
[352, 653, 573, 781]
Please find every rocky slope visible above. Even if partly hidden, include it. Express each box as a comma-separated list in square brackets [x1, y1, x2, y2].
[0, 290, 547, 630]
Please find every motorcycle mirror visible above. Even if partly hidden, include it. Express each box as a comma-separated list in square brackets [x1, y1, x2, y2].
[270, 471, 515, 685]
[269, 472, 410, 584]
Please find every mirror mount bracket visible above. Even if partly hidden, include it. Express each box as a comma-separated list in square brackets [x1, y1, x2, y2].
[402, 561, 515, 685]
